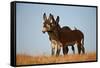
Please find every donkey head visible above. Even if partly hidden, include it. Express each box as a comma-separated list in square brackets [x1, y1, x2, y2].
[42, 13, 60, 33]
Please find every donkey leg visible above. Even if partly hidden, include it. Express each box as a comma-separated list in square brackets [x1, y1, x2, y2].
[63, 46, 69, 55]
[81, 38, 85, 54]
[65, 46, 69, 54]
[56, 42, 61, 56]
[56, 45, 61, 56]
[77, 45, 81, 54]
[63, 47, 66, 55]
[81, 46, 85, 54]
[72, 46, 75, 54]
[51, 48, 55, 56]
[51, 43, 56, 56]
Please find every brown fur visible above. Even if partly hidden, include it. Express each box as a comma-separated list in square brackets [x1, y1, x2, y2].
[42, 13, 85, 56]
[49, 14, 85, 55]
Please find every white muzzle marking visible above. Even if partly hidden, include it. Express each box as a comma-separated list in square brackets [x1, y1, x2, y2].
[42, 27, 47, 32]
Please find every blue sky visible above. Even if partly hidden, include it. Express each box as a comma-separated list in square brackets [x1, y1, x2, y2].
[16, 3, 97, 56]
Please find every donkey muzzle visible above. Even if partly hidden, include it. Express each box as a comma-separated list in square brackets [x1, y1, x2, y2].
[42, 27, 47, 33]
[42, 31, 45, 33]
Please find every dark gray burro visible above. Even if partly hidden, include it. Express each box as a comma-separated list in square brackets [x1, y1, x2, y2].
[42, 13, 85, 56]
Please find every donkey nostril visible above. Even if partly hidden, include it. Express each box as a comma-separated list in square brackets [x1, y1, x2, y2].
[42, 31, 45, 33]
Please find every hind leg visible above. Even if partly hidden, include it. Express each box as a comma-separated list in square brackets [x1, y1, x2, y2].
[65, 46, 69, 54]
[81, 46, 85, 54]
[63, 47, 66, 55]
[77, 45, 81, 54]
[63, 46, 69, 55]
[72, 46, 75, 54]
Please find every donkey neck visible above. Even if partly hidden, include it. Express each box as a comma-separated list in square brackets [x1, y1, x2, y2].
[56, 23, 62, 32]
[47, 23, 61, 41]
[47, 30, 59, 41]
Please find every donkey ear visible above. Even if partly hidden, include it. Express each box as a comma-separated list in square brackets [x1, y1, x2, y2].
[50, 13, 52, 16]
[43, 13, 47, 21]
[56, 16, 59, 23]
[49, 13, 55, 22]
[49, 13, 53, 21]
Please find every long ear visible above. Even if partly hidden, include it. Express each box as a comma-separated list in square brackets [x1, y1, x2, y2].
[49, 13, 52, 21]
[50, 13, 55, 22]
[43, 13, 47, 21]
[56, 16, 59, 23]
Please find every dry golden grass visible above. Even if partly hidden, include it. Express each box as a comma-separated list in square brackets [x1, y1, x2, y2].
[16, 53, 96, 65]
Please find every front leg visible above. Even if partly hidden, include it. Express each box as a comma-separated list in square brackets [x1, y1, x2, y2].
[51, 41, 56, 56]
[56, 44, 61, 56]
[51, 47, 55, 56]
[56, 42, 62, 56]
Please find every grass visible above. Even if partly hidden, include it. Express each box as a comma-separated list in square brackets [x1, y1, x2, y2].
[16, 52, 96, 65]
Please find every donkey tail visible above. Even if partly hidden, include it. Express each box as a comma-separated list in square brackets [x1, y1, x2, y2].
[82, 37, 84, 46]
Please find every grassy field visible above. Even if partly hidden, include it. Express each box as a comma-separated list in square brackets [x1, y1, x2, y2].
[16, 53, 96, 65]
